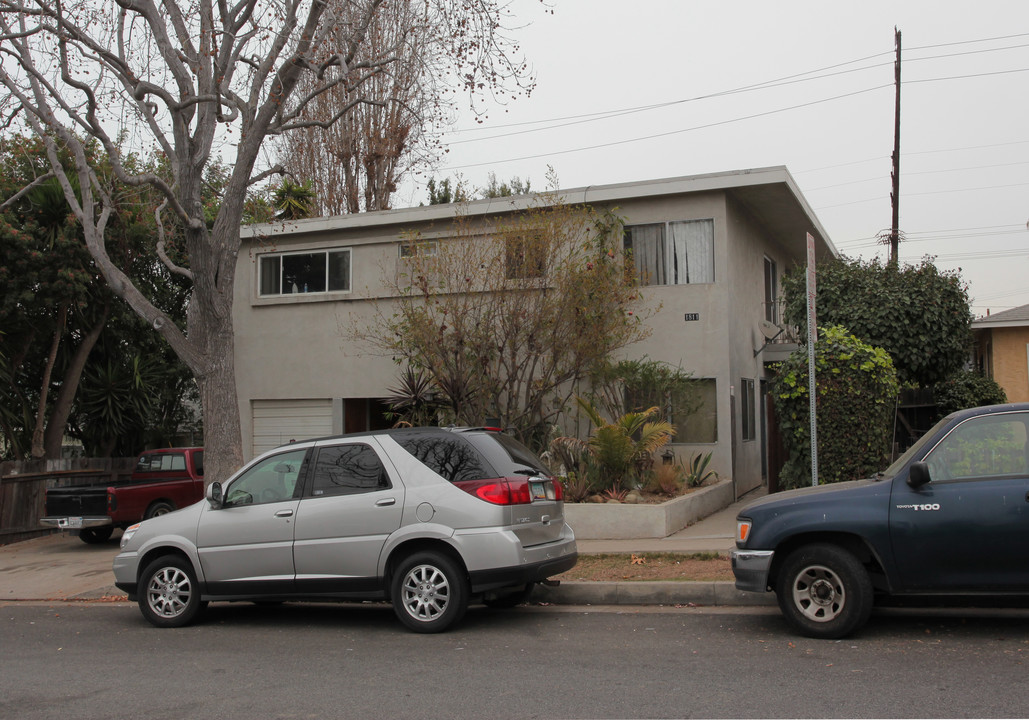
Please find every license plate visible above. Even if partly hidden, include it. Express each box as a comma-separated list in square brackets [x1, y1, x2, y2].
[530, 481, 547, 500]
[59, 517, 83, 529]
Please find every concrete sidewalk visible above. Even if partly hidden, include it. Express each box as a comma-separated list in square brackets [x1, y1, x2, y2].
[0, 489, 773, 607]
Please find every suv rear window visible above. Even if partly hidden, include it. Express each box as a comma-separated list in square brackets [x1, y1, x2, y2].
[390, 430, 495, 483]
[462, 432, 550, 476]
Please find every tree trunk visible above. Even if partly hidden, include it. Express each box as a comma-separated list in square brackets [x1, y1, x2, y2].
[192, 301, 244, 485]
[43, 302, 109, 458]
[31, 303, 67, 459]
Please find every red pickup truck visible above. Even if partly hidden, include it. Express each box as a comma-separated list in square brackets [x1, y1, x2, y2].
[41, 448, 205, 543]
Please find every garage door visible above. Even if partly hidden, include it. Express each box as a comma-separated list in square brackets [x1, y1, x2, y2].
[252, 399, 335, 457]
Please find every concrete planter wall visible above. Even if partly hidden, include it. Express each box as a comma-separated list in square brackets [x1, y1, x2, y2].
[563, 478, 734, 540]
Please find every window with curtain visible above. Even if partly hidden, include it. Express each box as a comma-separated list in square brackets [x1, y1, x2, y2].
[624, 219, 714, 286]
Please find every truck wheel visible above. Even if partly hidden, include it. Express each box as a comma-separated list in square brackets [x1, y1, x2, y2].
[144, 501, 175, 519]
[138, 556, 205, 628]
[775, 543, 873, 639]
[391, 551, 469, 633]
[79, 527, 114, 544]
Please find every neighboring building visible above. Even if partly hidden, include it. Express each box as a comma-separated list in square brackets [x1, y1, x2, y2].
[234, 167, 837, 497]
[972, 303, 1029, 403]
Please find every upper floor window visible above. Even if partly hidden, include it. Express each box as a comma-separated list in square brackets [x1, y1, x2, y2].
[624, 219, 714, 286]
[259, 249, 351, 296]
[763, 257, 779, 324]
[399, 240, 438, 258]
[505, 233, 547, 279]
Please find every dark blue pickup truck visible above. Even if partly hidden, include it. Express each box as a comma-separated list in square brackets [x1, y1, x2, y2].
[732, 403, 1029, 638]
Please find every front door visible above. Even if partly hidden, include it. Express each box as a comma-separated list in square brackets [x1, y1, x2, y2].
[196, 448, 307, 596]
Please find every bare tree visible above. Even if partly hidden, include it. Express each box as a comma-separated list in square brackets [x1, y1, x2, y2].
[0, 0, 533, 480]
[278, 0, 435, 215]
[357, 188, 653, 449]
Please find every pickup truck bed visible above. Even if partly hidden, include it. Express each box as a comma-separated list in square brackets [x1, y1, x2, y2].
[41, 448, 205, 543]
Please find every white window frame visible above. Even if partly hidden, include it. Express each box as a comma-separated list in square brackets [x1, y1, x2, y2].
[258, 248, 352, 297]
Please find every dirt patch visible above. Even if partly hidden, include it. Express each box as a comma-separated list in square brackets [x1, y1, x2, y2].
[554, 552, 734, 582]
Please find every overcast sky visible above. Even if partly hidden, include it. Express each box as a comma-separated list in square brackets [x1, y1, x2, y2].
[399, 0, 1029, 317]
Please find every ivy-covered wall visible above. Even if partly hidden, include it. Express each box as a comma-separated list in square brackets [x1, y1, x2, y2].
[772, 325, 899, 489]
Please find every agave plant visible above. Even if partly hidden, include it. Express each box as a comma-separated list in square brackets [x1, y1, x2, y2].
[684, 452, 717, 488]
[383, 366, 443, 427]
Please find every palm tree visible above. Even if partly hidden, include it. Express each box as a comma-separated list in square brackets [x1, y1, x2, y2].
[574, 397, 675, 491]
[273, 178, 317, 220]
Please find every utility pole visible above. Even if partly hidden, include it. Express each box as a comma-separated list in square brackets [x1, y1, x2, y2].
[890, 27, 901, 265]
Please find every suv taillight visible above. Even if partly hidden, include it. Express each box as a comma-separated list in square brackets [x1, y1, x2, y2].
[455, 477, 562, 505]
[551, 478, 564, 501]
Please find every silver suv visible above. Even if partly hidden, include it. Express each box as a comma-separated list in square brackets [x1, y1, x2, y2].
[113, 427, 577, 633]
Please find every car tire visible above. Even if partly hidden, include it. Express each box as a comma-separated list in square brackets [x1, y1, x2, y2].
[391, 551, 469, 633]
[138, 555, 205, 628]
[483, 583, 535, 609]
[775, 543, 873, 639]
[144, 501, 175, 519]
[78, 527, 114, 544]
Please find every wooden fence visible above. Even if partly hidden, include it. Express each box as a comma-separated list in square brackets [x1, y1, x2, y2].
[0, 458, 136, 545]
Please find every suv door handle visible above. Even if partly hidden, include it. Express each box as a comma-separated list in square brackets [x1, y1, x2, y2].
[275, 509, 294, 517]
[376, 498, 397, 507]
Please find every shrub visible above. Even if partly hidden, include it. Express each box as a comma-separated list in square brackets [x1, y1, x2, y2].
[932, 370, 1007, 419]
[772, 325, 899, 489]
[643, 461, 685, 497]
[548, 398, 675, 494]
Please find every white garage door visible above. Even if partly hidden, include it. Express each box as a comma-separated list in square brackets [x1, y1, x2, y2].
[252, 399, 335, 457]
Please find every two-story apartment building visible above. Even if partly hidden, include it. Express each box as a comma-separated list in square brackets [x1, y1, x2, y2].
[234, 166, 837, 496]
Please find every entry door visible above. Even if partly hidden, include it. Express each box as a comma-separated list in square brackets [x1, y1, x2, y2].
[890, 411, 1029, 591]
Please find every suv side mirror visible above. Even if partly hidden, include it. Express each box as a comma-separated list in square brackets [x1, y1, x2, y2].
[206, 481, 223, 509]
[907, 462, 931, 489]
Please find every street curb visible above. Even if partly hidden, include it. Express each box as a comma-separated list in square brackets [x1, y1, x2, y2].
[21, 581, 778, 606]
[534, 581, 776, 607]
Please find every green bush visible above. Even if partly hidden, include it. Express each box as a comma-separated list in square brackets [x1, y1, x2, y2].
[932, 370, 1007, 419]
[772, 325, 899, 489]
[781, 257, 972, 387]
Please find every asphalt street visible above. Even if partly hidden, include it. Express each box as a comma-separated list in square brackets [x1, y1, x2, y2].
[2, 601, 1027, 719]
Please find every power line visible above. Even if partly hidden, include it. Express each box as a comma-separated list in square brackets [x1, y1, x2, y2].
[806, 160, 1029, 191]
[446, 49, 896, 137]
[795, 140, 1029, 175]
[442, 34, 1029, 149]
[445, 85, 892, 170]
[836, 224, 1026, 251]
[816, 180, 1029, 210]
